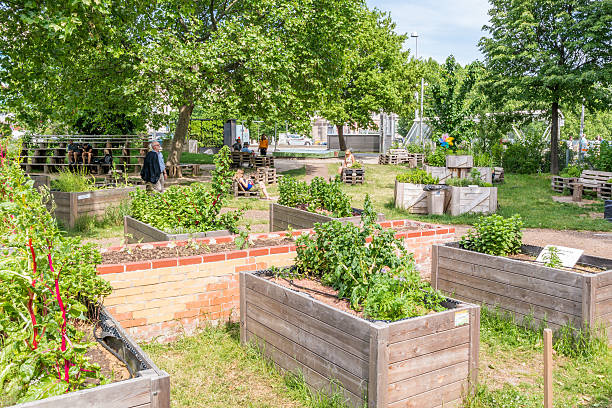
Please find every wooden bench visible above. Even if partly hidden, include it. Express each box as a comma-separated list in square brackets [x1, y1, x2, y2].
[178, 164, 201, 176]
[577, 170, 612, 193]
[233, 180, 260, 198]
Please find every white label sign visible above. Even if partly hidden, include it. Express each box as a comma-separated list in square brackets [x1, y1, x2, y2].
[77, 193, 91, 200]
[455, 310, 469, 327]
[535, 245, 583, 268]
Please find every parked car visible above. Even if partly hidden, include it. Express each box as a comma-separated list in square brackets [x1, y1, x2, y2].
[286, 134, 313, 146]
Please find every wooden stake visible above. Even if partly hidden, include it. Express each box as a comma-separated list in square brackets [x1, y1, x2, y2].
[544, 328, 553, 408]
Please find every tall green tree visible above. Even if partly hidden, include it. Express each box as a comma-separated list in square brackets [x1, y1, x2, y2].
[321, 9, 419, 151]
[479, 0, 612, 174]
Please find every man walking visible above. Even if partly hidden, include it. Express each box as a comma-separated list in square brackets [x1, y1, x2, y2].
[141, 140, 167, 192]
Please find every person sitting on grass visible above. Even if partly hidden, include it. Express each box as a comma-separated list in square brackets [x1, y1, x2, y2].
[233, 169, 271, 199]
[338, 148, 356, 175]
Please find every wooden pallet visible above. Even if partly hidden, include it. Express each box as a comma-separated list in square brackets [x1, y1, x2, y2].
[342, 168, 365, 184]
[493, 167, 504, 183]
[551, 176, 576, 193]
[598, 183, 612, 200]
[256, 167, 278, 184]
[233, 181, 259, 198]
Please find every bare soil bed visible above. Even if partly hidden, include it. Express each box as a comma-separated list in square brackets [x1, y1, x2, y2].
[507, 252, 605, 274]
[77, 321, 131, 384]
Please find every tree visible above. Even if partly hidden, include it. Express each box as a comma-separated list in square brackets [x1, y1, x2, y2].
[480, 0, 612, 174]
[320, 9, 419, 151]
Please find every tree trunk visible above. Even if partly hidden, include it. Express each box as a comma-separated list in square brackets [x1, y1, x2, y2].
[337, 124, 347, 151]
[167, 103, 194, 178]
[550, 99, 560, 175]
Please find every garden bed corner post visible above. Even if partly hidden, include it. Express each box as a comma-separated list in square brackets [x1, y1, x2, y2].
[468, 305, 480, 391]
[240, 271, 247, 345]
[368, 322, 389, 408]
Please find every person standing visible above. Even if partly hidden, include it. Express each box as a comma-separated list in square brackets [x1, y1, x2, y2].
[141, 141, 166, 192]
[579, 133, 588, 161]
[258, 134, 268, 156]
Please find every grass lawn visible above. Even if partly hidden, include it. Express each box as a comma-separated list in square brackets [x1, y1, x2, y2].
[327, 163, 612, 231]
[161, 152, 216, 165]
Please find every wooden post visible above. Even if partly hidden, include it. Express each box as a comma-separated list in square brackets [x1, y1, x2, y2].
[544, 328, 553, 408]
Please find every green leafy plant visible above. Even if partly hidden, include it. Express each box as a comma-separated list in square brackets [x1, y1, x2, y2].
[51, 168, 98, 192]
[446, 168, 493, 187]
[188, 119, 224, 148]
[350, 162, 362, 169]
[542, 246, 563, 268]
[460, 214, 523, 256]
[291, 194, 446, 321]
[278, 177, 352, 218]
[425, 147, 447, 167]
[473, 153, 493, 167]
[396, 169, 439, 184]
[559, 164, 584, 178]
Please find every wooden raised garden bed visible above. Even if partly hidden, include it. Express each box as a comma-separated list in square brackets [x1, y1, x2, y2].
[10, 307, 169, 408]
[432, 243, 612, 342]
[269, 203, 384, 232]
[446, 155, 473, 169]
[124, 215, 230, 244]
[241, 270, 480, 408]
[394, 181, 449, 215]
[424, 166, 451, 184]
[448, 186, 497, 216]
[50, 187, 140, 228]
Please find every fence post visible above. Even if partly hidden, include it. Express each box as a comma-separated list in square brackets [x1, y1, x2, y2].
[544, 328, 553, 408]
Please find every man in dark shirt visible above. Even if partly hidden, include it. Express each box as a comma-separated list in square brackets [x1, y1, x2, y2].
[82, 143, 94, 164]
[232, 138, 242, 152]
[67, 140, 79, 164]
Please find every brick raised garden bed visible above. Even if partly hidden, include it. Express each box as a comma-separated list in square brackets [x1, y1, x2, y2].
[97, 220, 454, 342]
[432, 243, 612, 342]
[241, 270, 480, 408]
[269, 203, 384, 232]
[50, 187, 140, 228]
[10, 307, 169, 408]
[124, 215, 231, 244]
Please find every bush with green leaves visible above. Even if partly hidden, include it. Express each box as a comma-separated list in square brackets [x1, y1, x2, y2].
[188, 119, 224, 147]
[396, 169, 439, 185]
[425, 147, 447, 167]
[292, 196, 446, 321]
[587, 140, 612, 172]
[559, 164, 584, 178]
[404, 144, 424, 153]
[129, 146, 240, 233]
[460, 214, 523, 256]
[278, 177, 352, 218]
[0, 138, 112, 404]
[473, 153, 493, 167]
[51, 168, 98, 192]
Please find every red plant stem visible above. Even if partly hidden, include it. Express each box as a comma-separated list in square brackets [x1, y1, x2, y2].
[211, 193, 221, 208]
[26, 238, 39, 349]
[48, 246, 70, 383]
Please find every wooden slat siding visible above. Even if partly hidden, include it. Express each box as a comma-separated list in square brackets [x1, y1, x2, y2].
[598, 270, 612, 289]
[13, 376, 151, 408]
[368, 322, 388, 408]
[247, 332, 364, 408]
[395, 182, 428, 214]
[437, 266, 582, 315]
[388, 325, 470, 364]
[438, 278, 582, 327]
[150, 373, 170, 408]
[596, 284, 612, 303]
[583, 275, 596, 330]
[240, 271, 247, 344]
[437, 256, 583, 302]
[431, 245, 439, 289]
[387, 343, 469, 383]
[245, 273, 371, 341]
[387, 361, 469, 403]
[387, 306, 468, 344]
[468, 306, 480, 389]
[437, 245, 585, 289]
[246, 317, 366, 398]
[245, 287, 369, 358]
[595, 298, 612, 318]
[246, 303, 368, 379]
[387, 379, 465, 408]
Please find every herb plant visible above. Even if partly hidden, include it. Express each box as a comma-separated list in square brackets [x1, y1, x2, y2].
[425, 147, 447, 167]
[446, 168, 493, 187]
[51, 168, 98, 192]
[396, 169, 439, 184]
[129, 146, 241, 234]
[542, 246, 563, 268]
[0, 138, 112, 404]
[293, 195, 446, 321]
[278, 177, 352, 218]
[460, 214, 523, 256]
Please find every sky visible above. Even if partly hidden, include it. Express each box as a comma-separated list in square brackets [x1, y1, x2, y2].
[366, 0, 492, 65]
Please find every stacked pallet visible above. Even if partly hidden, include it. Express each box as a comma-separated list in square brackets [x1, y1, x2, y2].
[493, 167, 504, 183]
[254, 156, 274, 168]
[256, 167, 279, 184]
[551, 176, 577, 193]
[342, 168, 365, 184]
[598, 183, 612, 200]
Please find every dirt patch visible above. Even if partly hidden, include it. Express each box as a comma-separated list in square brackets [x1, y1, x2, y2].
[393, 224, 435, 232]
[101, 237, 294, 264]
[551, 195, 600, 206]
[507, 252, 605, 274]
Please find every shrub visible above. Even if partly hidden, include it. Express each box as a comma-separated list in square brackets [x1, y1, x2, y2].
[559, 164, 584, 178]
[404, 144, 424, 153]
[396, 169, 439, 184]
[460, 214, 523, 256]
[425, 147, 447, 167]
[278, 177, 352, 218]
[502, 143, 541, 174]
[473, 153, 493, 167]
[587, 140, 612, 172]
[51, 168, 98, 192]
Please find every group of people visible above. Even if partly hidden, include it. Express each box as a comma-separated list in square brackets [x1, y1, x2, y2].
[232, 135, 268, 156]
[66, 140, 115, 173]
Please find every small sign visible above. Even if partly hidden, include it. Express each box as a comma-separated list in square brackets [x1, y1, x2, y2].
[455, 310, 469, 327]
[535, 245, 583, 268]
[77, 193, 91, 200]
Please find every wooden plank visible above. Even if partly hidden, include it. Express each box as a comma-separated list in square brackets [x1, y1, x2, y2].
[150, 373, 170, 408]
[595, 297, 612, 318]
[244, 274, 372, 341]
[247, 332, 364, 408]
[387, 306, 466, 344]
[14, 376, 151, 408]
[246, 317, 366, 397]
[388, 379, 464, 408]
[387, 343, 469, 384]
[437, 245, 585, 289]
[583, 275, 596, 328]
[431, 245, 439, 289]
[438, 278, 582, 328]
[240, 272, 247, 345]
[388, 326, 469, 364]
[598, 270, 612, 288]
[468, 306, 480, 388]
[387, 362, 469, 404]
[245, 287, 369, 358]
[368, 323, 388, 408]
[437, 266, 582, 314]
[596, 283, 612, 302]
[246, 304, 369, 379]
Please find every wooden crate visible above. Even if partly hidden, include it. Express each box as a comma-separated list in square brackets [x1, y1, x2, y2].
[448, 186, 497, 216]
[256, 167, 278, 184]
[432, 243, 612, 343]
[241, 271, 480, 408]
[269, 203, 384, 232]
[342, 168, 365, 184]
[598, 183, 612, 200]
[424, 166, 451, 184]
[408, 153, 425, 167]
[493, 167, 504, 183]
[446, 155, 473, 169]
[551, 176, 576, 193]
[473, 167, 493, 184]
[123, 215, 230, 244]
[394, 181, 429, 214]
[254, 156, 274, 168]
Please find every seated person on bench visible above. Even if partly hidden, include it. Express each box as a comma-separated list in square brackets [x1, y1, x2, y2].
[67, 140, 81, 164]
[82, 143, 94, 165]
[233, 169, 271, 199]
[241, 142, 254, 154]
[101, 149, 113, 174]
[232, 138, 242, 152]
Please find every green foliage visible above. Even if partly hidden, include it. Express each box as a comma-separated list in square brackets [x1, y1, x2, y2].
[50, 168, 98, 192]
[473, 153, 493, 167]
[559, 164, 584, 178]
[396, 169, 438, 185]
[542, 246, 563, 269]
[278, 177, 352, 218]
[0, 137, 112, 403]
[425, 147, 447, 167]
[587, 140, 612, 172]
[189, 120, 224, 148]
[460, 214, 523, 256]
[292, 197, 446, 321]
[502, 143, 541, 174]
[72, 109, 144, 135]
[350, 162, 362, 169]
[553, 324, 608, 360]
[446, 168, 493, 187]
[404, 144, 424, 153]
[129, 147, 240, 233]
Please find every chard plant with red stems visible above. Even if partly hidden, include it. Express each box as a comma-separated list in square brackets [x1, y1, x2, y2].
[0, 137, 112, 405]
